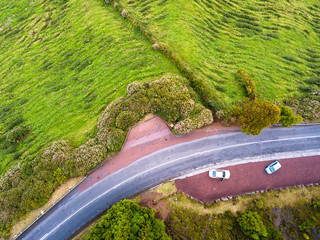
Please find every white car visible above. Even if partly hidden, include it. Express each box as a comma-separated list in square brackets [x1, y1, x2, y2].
[209, 169, 230, 179]
[265, 161, 281, 174]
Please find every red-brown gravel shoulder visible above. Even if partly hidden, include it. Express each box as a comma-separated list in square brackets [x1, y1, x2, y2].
[175, 156, 320, 203]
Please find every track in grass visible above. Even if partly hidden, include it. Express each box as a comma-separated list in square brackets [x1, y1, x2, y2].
[0, 0, 180, 173]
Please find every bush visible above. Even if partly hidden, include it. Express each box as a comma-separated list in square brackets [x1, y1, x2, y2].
[173, 106, 213, 135]
[106, 128, 126, 151]
[237, 69, 257, 99]
[279, 105, 303, 127]
[73, 139, 107, 175]
[85, 199, 170, 240]
[115, 111, 139, 130]
[237, 211, 268, 240]
[97, 97, 124, 145]
[234, 98, 280, 135]
[6, 126, 30, 143]
[266, 225, 283, 240]
[97, 76, 213, 146]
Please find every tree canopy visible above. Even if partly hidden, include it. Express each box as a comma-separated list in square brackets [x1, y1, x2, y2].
[85, 199, 170, 240]
[279, 105, 303, 127]
[237, 211, 268, 240]
[235, 98, 280, 135]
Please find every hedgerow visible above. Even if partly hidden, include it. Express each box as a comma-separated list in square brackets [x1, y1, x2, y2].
[237, 69, 257, 99]
[104, 0, 225, 112]
[0, 76, 213, 237]
[97, 76, 214, 149]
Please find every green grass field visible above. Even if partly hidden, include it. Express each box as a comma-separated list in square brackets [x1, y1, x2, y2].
[115, 0, 320, 105]
[1, 0, 320, 174]
[0, 0, 180, 173]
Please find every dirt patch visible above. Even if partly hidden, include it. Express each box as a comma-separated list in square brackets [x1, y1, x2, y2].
[10, 177, 82, 239]
[271, 206, 282, 229]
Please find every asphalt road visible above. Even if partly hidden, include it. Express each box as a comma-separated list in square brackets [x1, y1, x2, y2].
[17, 126, 320, 240]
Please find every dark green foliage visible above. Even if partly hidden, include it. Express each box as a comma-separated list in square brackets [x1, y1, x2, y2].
[298, 216, 317, 234]
[311, 199, 320, 209]
[266, 225, 283, 240]
[237, 211, 268, 240]
[85, 199, 170, 240]
[97, 77, 213, 146]
[7, 115, 24, 130]
[279, 105, 303, 127]
[115, 111, 139, 130]
[164, 192, 320, 240]
[6, 126, 30, 143]
[234, 98, 280, 135]
[237, 69, 257, 99]
[0, 140, 105, 236]
[165, 207, 245, 239]
[106, 128, 126, 151]
[165, 207, 210, 239]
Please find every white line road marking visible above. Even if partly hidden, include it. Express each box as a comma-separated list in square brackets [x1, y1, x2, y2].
[40, 135, 320, 239]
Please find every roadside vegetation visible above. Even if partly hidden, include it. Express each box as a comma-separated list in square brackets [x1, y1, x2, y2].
[143, 183, 320, 240]
[0, 76, 213, 237]
[75, 183, 320, 240]
[84, 199, 169, 240]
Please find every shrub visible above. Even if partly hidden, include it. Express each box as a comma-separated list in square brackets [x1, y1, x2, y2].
[97, 76, 213, 146]
[237, 211, 268, 240]
[85, 199, 170, 240]
[215, 109, 228, 119]
[234, 98, 280, 135]
[126, 82, 145, 96]
[39, 140, 74, 168]
[279, 105, 303, 127]
[237, 69, 257, 99]
[106, 128, 126, 151]
[115, 111, 139, 130]
[173, 107, 213, 135]
[298, 216, 317, 234]
[6, 126, 30, 143]
[73, 139, 107, 175]
[266, 225, 283, 240]
[97, 97, 124, 145]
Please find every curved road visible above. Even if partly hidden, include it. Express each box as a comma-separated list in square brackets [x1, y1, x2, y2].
[18, 126, 320, 240]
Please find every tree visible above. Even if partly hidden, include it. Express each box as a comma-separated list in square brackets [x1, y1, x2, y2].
[279, 105, 302, 127]
[237, 211, 268, 240]
[85, 199, 170, 240]
[235, 98, 280, 135]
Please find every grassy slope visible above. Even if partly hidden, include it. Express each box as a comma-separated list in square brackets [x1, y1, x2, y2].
[116, 0, 320, 106]
[0, 0, 179, 173]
